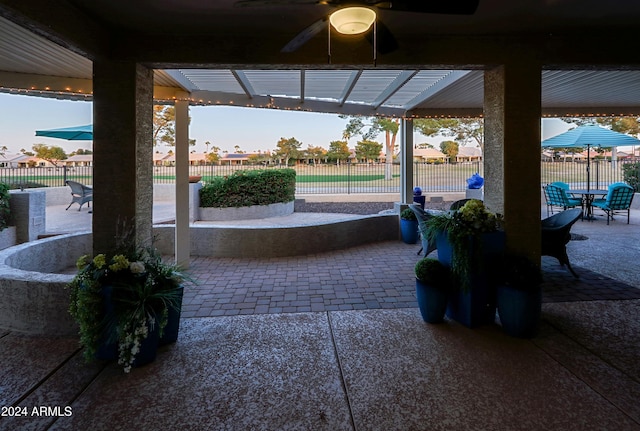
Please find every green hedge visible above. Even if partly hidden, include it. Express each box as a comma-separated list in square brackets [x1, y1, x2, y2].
[622, 162, 640, 192]
[199, 169, 296, 208]
[0, 183, 10, 231]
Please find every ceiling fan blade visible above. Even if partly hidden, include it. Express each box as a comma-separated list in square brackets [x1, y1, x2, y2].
[365, 19, 398, 54]
[373, 0, 479, 15]
[281, 18, 327, 53]
[235, 0, 321, 6]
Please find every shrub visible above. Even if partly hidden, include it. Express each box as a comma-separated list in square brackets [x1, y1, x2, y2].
[622, 162, 640, 192]
[0, 183, 10, 231]
[199, 169, 296, 208]
[400, 208, 417, 220]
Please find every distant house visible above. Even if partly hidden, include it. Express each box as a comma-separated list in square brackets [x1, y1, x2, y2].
[413, 148, 448, 163]
[456, 146, 482, 162]
[220, 153, 260, 165]
[64, 154, 93, 167]
[153, 152, 172, 166]
[16, 156, 58, 168]
[160, 152, 209, 166]
[0, 153, 29, 168]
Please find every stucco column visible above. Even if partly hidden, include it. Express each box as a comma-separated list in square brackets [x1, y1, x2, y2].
[92, 60, 154, 255]
[174, 96, 190, 268]
[484, 61, 542, 260]
[400, 119, 414, 204]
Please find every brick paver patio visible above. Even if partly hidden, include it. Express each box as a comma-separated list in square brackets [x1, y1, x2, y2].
[181, 240, 640, 318]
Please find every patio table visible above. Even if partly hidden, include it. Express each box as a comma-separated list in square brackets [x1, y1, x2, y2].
[569, 189, 607, 220]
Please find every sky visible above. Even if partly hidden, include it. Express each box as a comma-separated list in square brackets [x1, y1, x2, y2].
[0, 92, 576, 156]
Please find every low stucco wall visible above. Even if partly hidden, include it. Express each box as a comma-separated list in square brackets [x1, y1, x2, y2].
[199, 201, 295, 221]
[153, 214, 399, 258]
[0, 232, 91, 335]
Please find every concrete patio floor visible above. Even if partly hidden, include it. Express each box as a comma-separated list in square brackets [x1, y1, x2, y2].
[0, 200, 639, 430]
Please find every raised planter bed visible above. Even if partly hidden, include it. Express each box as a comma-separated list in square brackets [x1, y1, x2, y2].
[199, 201, 294, 221]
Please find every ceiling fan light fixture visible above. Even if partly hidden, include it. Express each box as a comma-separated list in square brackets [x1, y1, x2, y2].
[329, 7, 376, 35]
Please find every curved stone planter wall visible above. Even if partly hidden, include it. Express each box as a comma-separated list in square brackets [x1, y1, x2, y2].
[0, 215, 398, 334]
[199, 201, 294, 221]
[153, 214, 399, 258]
[0, 232, 91, 335]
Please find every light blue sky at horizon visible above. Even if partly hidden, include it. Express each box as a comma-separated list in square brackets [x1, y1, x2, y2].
[0, 92, 578, 155]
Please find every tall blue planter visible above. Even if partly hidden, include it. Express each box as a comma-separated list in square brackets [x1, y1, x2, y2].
[401, 219, 419, 244]
[159, 286, 184, 345]
[436, 231, 505, 328]
[95, 285, 118, 361]
[132, 321, 160, 368]
[497, 285, 542, 338]
[415, 279, 448, 323]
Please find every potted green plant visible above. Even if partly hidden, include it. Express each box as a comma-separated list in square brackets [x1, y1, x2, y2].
[496, 254, 543, 338]
[414, 257, 451, 323]
[425, 199, 504, 327]
[68, 242, 186, 373]
[400, 207, 419, 244]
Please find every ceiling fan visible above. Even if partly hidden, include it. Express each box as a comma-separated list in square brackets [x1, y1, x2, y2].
[234, 1, 480, 54]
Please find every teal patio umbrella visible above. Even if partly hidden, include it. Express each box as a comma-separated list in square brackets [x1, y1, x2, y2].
[542, 124, 640, 193]
[35, 124, 93, 141]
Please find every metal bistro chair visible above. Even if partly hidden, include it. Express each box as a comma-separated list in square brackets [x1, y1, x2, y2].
[543, 183, 582, 218]
[541, 208, 583, 278]
[590, 183, 635, 225]
[65, 180, 93, 211]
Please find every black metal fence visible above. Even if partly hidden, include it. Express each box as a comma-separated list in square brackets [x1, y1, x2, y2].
[2, 160, 637, 194]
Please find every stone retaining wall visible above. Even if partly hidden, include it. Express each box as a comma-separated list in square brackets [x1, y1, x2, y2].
[0, 232, 91, 335]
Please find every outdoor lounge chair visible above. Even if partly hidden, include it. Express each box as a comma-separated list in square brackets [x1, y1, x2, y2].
[541, 208, 583, 278]
[543, 183, 582, 217]
[590, 183, 635, 225]
[65, 180, 93, 211]
[409, 204, 444, 256]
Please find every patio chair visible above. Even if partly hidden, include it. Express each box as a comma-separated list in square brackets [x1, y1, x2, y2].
[590, 183, 635, 225]
[65, 180, 93, 211]
[409, 204, 443, 256]
[541, 208, 583, 278]
[543, 183, 582, 217]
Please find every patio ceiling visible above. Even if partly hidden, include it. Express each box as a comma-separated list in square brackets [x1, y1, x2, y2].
[2, 1, 640, 118]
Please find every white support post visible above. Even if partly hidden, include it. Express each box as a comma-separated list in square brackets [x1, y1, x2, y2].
[174, 96, 190, 268]
[400, 119, 414, 204]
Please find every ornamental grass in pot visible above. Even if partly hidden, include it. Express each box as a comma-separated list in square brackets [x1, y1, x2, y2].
[414, 257, 451, 323]
[424, 199, 505, 327]
[68, 238, 188, 373]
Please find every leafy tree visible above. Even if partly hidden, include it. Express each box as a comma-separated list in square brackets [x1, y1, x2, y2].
[274, 137, 302, 166]
[206, 152, 220, 164]
[416, 142, 435, 149]
[152, 105, 195, 147]
[414, 118, 484, 153]
[327, 140, 351, 164]
[20, 148, 35, 156]
[305, 145, 326, 165]
[32, 144, 67, 166]
[0, 145, 6, 157]
[561, 116, 640, 138]
[234, 145, 244, 154]
[153, 105, 175, 147]
[342, 116, 399, 180]
[440, 140, 459, 162]
[355, 139, 383, 162]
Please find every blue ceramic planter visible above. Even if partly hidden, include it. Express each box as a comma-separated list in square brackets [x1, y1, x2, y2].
[415, 279, 448, 323]
[400, 219, 419, 244]
[436, 231, 505, 328]
[159, 286, 184, 345]
[497, 285, 542, 338]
